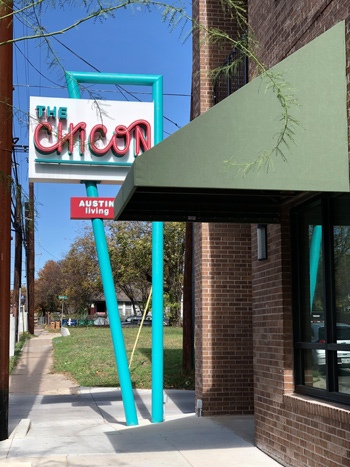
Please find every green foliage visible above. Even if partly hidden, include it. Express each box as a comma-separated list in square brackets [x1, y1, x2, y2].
[226, 72, 300, 175]
[34, 259, 63, 313]
[35, 221, 185, 317]
[52, 326, 194, 389]
[2, 0, 189, 47]
[106, 221, 185, 315]
[333, 226, 350, 314]
[9, 332, 32, 374]
[60, 227, 102, 314]
[107, 221, 153, 313]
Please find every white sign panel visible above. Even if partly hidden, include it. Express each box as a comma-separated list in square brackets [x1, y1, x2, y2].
[29, 96, 154, 184]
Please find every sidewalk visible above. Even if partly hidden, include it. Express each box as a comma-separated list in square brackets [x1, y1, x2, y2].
[0, 327, 282, 466]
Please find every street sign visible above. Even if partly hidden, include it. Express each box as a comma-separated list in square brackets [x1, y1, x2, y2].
[70, 197, 114, 219]
[58, 296, 68, 300]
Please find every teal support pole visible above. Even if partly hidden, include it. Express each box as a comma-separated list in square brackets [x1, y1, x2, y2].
[85, 182, 138, 426]
[152, 221, 163, 422]
[66, 72, 138, 426]
[152, 76, 164, 423]
[310, 225, 322, 313]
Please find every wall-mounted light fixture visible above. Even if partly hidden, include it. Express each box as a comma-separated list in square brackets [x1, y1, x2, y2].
[257, 224, 268, 260]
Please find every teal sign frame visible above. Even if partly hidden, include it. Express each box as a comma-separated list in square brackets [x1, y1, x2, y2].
[65, 71, 164, 425]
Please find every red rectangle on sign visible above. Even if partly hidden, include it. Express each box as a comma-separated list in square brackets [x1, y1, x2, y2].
[70, 197, 115, 219]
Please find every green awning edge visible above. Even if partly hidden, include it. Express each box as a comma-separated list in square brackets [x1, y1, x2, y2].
[115, 21, 349, 221]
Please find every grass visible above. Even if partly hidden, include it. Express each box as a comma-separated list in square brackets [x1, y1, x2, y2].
[9, 332, 32, 374]
[52, 327, 194, 390]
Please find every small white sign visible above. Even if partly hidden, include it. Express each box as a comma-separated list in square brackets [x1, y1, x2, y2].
[29, 96, 154, 184]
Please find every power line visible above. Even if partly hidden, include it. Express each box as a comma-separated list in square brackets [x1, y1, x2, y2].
[48, 31, 185, 130]
[35, 240, 61, 262]
[13, 9, 188, 133]
[14, 43, 62, 87]
[13, 83, 191, 97]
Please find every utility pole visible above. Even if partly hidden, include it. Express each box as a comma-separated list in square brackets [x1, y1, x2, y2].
[25, 183, 35, 335]
[0, 0, 13, 441]
[13, 185, 22, 342]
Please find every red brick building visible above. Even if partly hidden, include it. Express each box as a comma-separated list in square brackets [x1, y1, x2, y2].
[191, 1, 350, 466]
[115, 2, 350, 466]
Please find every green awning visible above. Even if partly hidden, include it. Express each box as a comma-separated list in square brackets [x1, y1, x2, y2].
[114, 21, 349, 223]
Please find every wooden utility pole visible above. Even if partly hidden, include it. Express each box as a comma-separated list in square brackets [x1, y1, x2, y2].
[0, 0, 13, 441]
[25, 183, 35, 335]
[13, 186, 22, 341]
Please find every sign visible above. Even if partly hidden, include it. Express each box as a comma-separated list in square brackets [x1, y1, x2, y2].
[58, 296, 68, 300]
[70, 197, 114, 219]
[29, 96, 154, 184]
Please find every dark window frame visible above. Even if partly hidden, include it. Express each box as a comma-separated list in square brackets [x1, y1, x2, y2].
[213, 35, 248, 105]
[292, 194, 350, 405]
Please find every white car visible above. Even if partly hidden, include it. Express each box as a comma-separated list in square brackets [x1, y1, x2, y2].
[312, 322, 350, 368]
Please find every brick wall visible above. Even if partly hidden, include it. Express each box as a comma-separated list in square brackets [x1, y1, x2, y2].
[195, 222, 254, 416]
[252, 213, 350, 466]
[192, 0, 244, 117]
[249, 0, 350, 68]
[192, 1, 350, 464]
[248, 2, 350, 466]
[193, 0, 254, 416]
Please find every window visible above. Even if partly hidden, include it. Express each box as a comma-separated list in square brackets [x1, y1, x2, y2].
[292, 195, 350, 404]
[213, 35, 248, 105]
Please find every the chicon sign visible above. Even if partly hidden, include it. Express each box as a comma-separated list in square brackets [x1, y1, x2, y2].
[29, 96, 154, 184]
[71, 197, 114, 219]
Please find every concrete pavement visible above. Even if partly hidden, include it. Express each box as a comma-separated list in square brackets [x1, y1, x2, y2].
[0, 327, 282, 466]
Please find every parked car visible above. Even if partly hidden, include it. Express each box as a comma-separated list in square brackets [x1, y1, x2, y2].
[311, 322, 350, 368]
[120, 314, 169, 327]
[146, 314, 170, 326]
[121, 315, 152, 327]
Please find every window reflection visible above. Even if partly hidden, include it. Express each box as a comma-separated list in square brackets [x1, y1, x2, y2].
[294, 196, 350, 403]
[337, 351, 350, 395]
[299, 204, 324, 343]
[334, 225, 350, 335]
[303, 350, 326, 389]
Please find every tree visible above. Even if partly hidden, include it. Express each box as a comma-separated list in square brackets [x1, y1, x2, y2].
[106, 221, 185, 319]
[60, 228, 101, 314]
[34, 259, 63, 314]
[107, 221, 153, 314]
[163, 222, 185, 322]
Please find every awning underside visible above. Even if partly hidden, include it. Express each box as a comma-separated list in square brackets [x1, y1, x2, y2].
[118, 187, 303, 223]
[114, 22, 349, 224]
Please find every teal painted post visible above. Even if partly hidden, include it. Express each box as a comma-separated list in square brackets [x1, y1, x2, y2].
[152, 76, 164, 423]
[310, 225, 322, 312]
[86, 182, 138, 426]
[66, 72, 138, 426]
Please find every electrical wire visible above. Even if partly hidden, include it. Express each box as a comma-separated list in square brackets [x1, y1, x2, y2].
[46, 28, 185, 131]
[35, 240, 61, 261]
[14, 43, 62, 88]
[13, 83, 191, 97]
[13, 4, 189, 133]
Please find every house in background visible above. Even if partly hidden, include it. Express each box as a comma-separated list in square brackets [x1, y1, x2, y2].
[90, 290, 140, 319]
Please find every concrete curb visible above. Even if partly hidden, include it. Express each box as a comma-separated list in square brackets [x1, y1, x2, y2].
[11, 419, 31, 439]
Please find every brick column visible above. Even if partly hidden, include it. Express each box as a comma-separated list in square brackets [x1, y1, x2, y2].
[195, 223, 254, 415]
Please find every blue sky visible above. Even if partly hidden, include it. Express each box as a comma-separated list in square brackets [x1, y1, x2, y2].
[12, 2, 192, 285]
